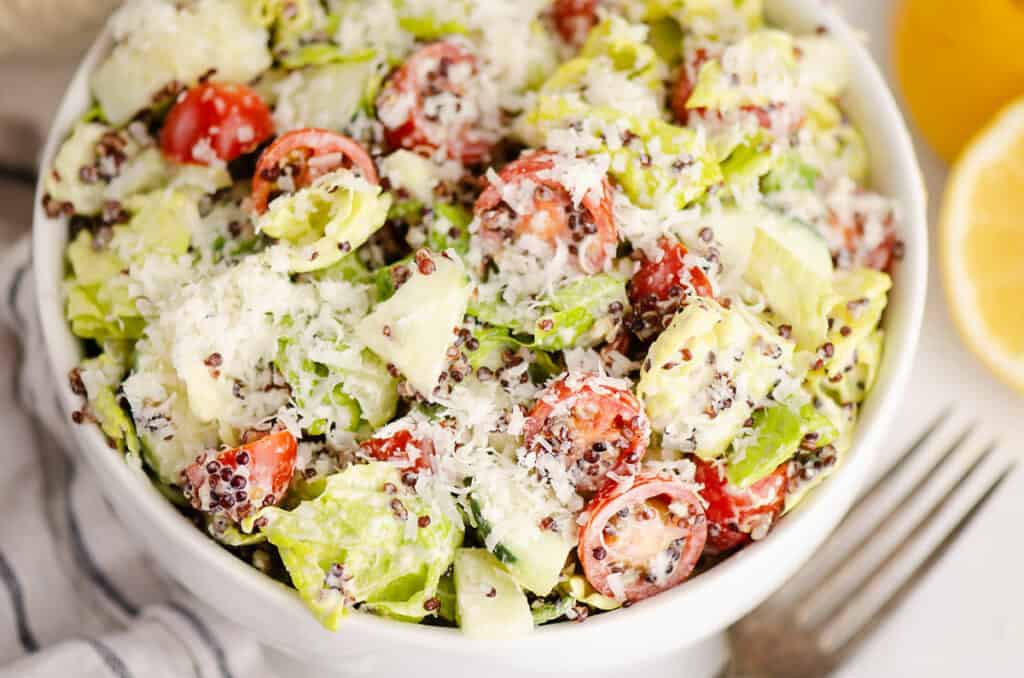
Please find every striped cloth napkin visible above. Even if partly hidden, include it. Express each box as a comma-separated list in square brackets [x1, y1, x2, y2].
[0, 236, 282, 678]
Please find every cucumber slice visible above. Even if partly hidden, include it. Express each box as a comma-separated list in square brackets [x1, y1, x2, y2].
[468, 457, 576, 596]
[356, 253, 471, 397]
[272, 59, 378, 134]
[123, 338, 219, 484]
[454, 549, 532, 639]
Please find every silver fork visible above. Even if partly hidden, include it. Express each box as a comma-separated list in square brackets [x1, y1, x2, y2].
[718, 411, 1017, 678]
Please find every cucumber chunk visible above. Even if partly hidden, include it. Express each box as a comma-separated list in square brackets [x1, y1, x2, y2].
[454, 549, 532, 639]
[356, 252, 470, 397]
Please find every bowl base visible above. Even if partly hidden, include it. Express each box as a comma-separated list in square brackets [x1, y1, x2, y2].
[265, 632, 729, 677]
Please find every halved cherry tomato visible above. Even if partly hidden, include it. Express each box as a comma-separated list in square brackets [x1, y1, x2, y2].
[552, 0, 599, 47]
[524, 373, 649, 494]
[251, 128, 378, 213]
[377, 41, 499, 165]
[359, 428, 436, 484]
[670, 49, 710, 125]
[628, 238, 713, 340]
[474, 150, 618, 272]
[579, 474, 707, 602]
[692, 456, 789, 555]
[183, 430, 298, 523]
[160, 82, 274, 165]
[671, 51, 797, 132]
[830, 209, 902, 273]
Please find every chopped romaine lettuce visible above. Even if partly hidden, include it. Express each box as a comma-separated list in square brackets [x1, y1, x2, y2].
[530, 594, 576, 626]
[645, 16, 684, 65]
[639, 0, 764, 37]
[120, 188, 198, 258]
[804, 268, 891, 401]
[277, 331, 398, 433]
[64, 231, 143, 341]
[397, 13, 468, 39]
[44, 122, 169, 216]
[532, 274, 628, 351]
[260, 169, 391, 273]
[427, 203, 472, 255]
[741, 207, 838, 349]
[637, 298, 794, 458]
[726, 403, 837, 488]
[561, 574, 621, 611]
[687, 31, 796, 112]
[77, 348, 140, 455]
[379, 149, 442, 204]
[271, 59, 380, 133]
[261, 462, 463, 630]
[760, 151, 819, 193]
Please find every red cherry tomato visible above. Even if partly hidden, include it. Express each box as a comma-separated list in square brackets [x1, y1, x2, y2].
[552, 0, 599, 47]
[377, 41, 499, 165]
[474, 150, 618, 272]
[160, 82, 274, 165]
[692, 456, 789, 555]
[579, 475, 707, 602]
[830, 209, 902, 273]
[524, 373, 650, 494]
[671, 51, 797, 132]
[671, 49, 710, 125]
[359, 428, 436, 483]
[251, 128, 379, 214]
[183, 430, 298, 522]
[628, 238, 713, 340]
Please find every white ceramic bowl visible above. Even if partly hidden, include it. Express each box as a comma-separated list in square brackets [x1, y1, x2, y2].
[33, 1, 927, 674]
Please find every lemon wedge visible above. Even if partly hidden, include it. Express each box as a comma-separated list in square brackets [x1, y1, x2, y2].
[941, 97, 1024, 392]
[893, 0, 1024, 163]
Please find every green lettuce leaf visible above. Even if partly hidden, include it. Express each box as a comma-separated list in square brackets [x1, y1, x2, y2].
[261, 463, 463, 630]
[726, 403, 837, 488]
[78, 347, 140, 456]
[530, 594, 576, 626]
[64, 231, 143, 341]
[271, 59, 380, 133]
[427, 203, 472, 255]
[742, 208, 838, 349]
[260, 169, 391, 273]
[397, 13, 467, 39]
[277, 333, 398, 432]
[817, 268, 891, 382]
[687, 31, 796, 112]
[760, 151, 819, 193]
[532, 274, 628, 351]
[639, 0, 764, 36]
[64, 187, 197, 341]
[637, 299, 794, 458]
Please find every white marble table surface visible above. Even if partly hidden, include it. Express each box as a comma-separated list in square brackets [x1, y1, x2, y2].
[1, 1, 1021, 676]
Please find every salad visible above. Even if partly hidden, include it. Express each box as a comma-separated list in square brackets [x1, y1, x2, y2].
[46, 0, 901, 638]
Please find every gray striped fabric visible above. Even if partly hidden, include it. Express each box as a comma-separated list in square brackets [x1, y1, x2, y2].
[0, 237, 282, 678]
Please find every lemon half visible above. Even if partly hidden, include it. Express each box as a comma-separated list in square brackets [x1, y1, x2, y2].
[941, 97, 1024, 392]
[893, 0, 1024, 164]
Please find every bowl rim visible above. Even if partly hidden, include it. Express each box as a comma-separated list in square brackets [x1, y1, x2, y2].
[31, 0, 928, 657]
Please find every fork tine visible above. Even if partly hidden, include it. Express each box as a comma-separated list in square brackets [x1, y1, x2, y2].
[830, 460, 1016, 666]
[814, 440, 999, 634]
[796, 423, 973, 622]
[845, 407, 953, 518]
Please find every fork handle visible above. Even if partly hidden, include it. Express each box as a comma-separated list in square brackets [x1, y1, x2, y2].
[715, 658, 756, 678]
